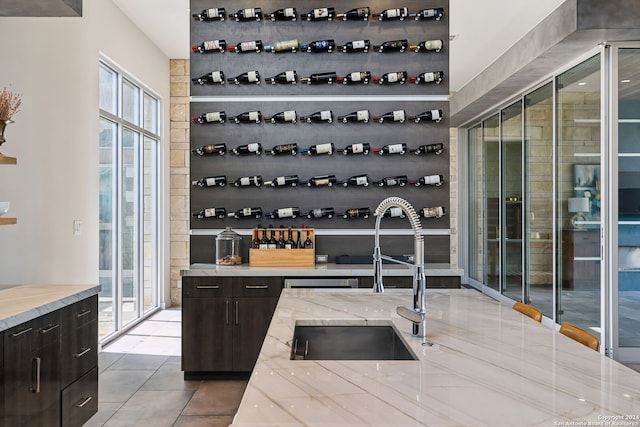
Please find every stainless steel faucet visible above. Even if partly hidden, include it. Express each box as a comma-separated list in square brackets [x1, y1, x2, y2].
[372, 197, 427, 339]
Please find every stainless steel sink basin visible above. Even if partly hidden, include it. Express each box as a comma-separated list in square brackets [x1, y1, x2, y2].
[290, 323, 417, 361]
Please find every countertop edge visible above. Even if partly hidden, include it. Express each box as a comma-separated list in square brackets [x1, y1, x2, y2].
[0, 284, 100, 332]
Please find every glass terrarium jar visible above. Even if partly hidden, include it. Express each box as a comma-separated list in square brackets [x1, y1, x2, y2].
[216, 227, 242, 265]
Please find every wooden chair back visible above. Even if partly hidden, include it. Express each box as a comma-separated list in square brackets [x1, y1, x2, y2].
[559, 322, 600, 352]
[512, 302, 543, 323]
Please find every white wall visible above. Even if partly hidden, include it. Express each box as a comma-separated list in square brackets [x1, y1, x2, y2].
[0, 0, 170, 301]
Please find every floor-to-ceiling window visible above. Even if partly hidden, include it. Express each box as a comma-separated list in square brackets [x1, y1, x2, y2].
[99, 60, 161, 342]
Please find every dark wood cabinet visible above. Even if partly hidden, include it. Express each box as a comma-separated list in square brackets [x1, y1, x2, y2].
[182, 276, 281, 377]
[562, 229, 601, 290]
[1, 295, 98, 427]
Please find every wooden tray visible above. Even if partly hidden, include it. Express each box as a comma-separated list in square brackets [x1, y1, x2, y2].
[249, 228, 315, 267]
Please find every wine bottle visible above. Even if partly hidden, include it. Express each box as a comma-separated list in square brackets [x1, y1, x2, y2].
[338, 110, 370, 123]
[233, 176, 263, 187]
[269, 143, 298, 155]
[253, 225, 262, 248]
[227, 71, 260, 85]
[306, 207, 335, 219]
[373, 71, 408, 84]
[228, 207, 263, 219]
[232, 8, 263, 21]
[269, 7, 297, 21]
[192, 8, 226, 21]
[373, 40, 408, 53]
[277, 228, 286, 248]
[264, 39, 299, 53]
[191, 143, 227, 156]
[259, 226, 268, 248]
[301, 40, 335, 53]
[338, 71, 371, 85]
[228, 40, 263, 53]
[413, 143, 444, 155]
[384, 207, 406, 218]
[300, 143, 334, 155]
[192, 111, 226, 124]
[420, 206, 446, 218]
[192, 40, 227, 54]
[342, 208, 371, 219]
[340, 174, 369, 187]
[374, 8, 409, 20]
[296, 229, 303, 248]
[191, 71, 225, 85]
[230, 111, 262, 124]
[373, 110, 406, 123]
[307, 175, 336, 187]
[193, 207, 227, 219]
[191, 175, 227, 187]
[266, 70, 298, 85]
[301, 7, 335, 21]
[412, 8, 445, 21]
[304, 230, 314, 248]
[265, 175, 299, 187]
[337, 7, 370, 21]
[232, 143, 262, 156]
[267, 207, 300, 219]
[410, 71, 445, 85]
[264, 110, 297, 124]
[410, 40, 444, 53]
[268, 226, 276, 249]
[285, 227, 295, 249]
[409, 109, 443, 123]
[414, 174, 445, 187]
[301, 72, 337, 85]
[374, 143, 407, 155]
[300, 110, 333, 123]
[339, 142, 370, 155]
[374, 175, 408, 187]
[338, 39, 371, 53]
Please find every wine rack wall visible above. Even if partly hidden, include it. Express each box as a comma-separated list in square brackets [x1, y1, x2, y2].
[189, 0, 450, 263]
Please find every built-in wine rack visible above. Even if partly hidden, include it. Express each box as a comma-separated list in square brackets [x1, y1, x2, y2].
[189, 0, 450, 263]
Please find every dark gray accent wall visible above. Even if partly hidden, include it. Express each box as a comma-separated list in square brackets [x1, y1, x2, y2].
[190, 0, 450, 264]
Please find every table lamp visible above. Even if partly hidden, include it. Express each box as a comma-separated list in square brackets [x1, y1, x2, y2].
[568, 197, 590, 229]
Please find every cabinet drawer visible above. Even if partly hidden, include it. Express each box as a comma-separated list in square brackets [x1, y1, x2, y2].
[233, 277, 282, 297]
[61, 295, 98, 331]
[5, 311, 61, 351]
[61, 367, 98, 427]
[61, 320, 98, 388]
[183, 276, 232, 298]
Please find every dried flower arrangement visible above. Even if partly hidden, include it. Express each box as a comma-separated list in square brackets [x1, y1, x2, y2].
[0, 87, 22, 121]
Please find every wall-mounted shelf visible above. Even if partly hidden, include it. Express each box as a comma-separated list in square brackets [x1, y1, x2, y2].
[0, 218, 17, 225]
[0, 155, 17, 165]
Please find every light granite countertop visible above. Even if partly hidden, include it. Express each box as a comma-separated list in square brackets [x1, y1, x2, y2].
[0, 284, 100, 332]
[182, 263, 463, 277]
[232, 288, 640, 427]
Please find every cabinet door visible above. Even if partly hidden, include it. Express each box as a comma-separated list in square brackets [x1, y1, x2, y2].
[3, 323, 35, 426]
[233, 297, 279, 372]
[26, 342, 60, 427]
[182, 297, 232, 372]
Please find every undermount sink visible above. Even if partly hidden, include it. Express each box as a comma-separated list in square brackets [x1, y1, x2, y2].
[290, 322, 418, 361]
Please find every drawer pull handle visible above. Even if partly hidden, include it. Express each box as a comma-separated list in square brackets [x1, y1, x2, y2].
[245, 285, 269, 289]
[40, 324, 60, 334]
[31, 357, 41, 393]
[11, 327, 33, 337]
[225, 300, 230, 325]
[196, 285, 220, 289]
[76, 309, 92, 318]
[75, 347, 92, 358]
[235, 300, 239, 325]
[75, 396, 93, 408]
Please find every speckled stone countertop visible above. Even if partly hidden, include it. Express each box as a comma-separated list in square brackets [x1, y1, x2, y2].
[182, 263, 463, 277]
[0, 284, 100, 332]
[232, 288, 640, 427]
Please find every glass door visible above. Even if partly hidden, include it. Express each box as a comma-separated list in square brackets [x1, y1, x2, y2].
[613, 47, 640, 361]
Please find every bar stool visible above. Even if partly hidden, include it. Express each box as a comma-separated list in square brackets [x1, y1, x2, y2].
[512, 302, 543, 323]
[559, 322, 600, 352]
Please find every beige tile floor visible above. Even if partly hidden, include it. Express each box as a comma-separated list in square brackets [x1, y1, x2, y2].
[86, 308, 247, 427]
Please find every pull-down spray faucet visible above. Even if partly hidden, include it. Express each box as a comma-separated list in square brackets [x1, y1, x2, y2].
[372, 197, 427, 339]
